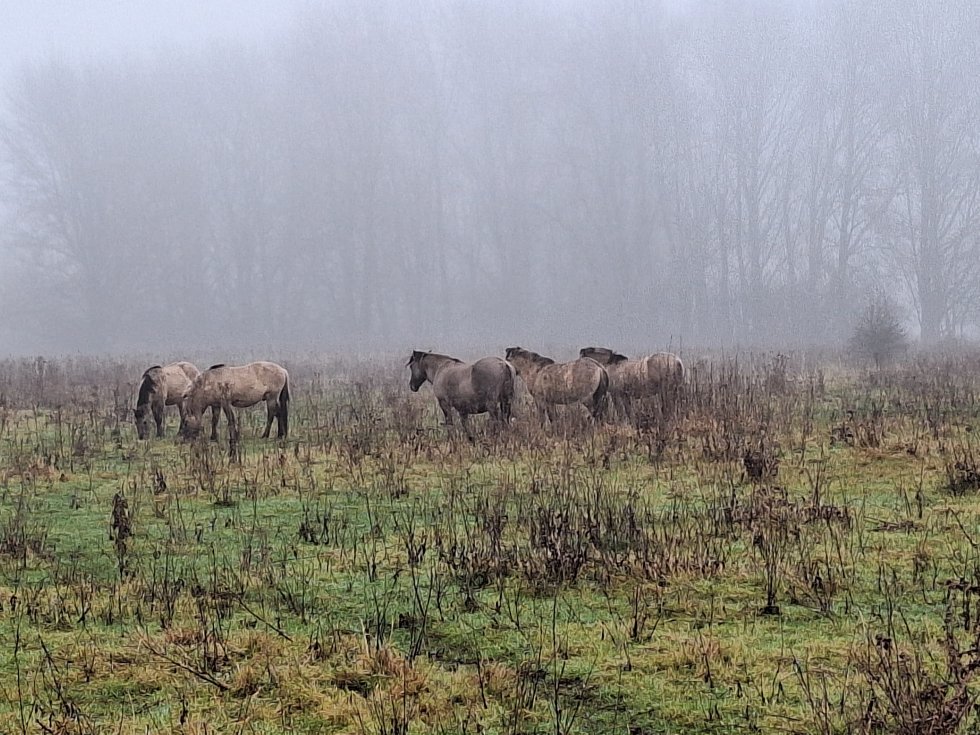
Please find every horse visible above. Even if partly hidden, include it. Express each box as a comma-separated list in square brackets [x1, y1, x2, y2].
[134, 362, 216, 439]
[407, 350, 515, 439]
[578, 347, 685, 420]
[182, 362, 290, 441]
[504, 347, 608, 423]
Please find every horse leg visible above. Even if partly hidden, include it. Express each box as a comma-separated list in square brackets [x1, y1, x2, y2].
[210, 405, 220, 442]
[152, 401, 165, 438]
[533, 400, 546, 426]
[438, 399, 454, 427]
[617, 396, 631, 425]
[663, 384, 680, 420]
[262, 398, 275, 439]
[459, 413, 475, 443]
[176, 402, 187, 437]
[589, 396, 606, 423]
[223, 403, 238, 443]
[500, 396, 513, 424]
[276, 394, 288, 439]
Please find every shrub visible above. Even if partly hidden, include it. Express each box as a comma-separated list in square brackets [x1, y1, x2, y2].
[848, 291, 908, 370]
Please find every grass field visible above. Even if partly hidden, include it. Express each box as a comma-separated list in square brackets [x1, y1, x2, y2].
[1, 352, 980, 734]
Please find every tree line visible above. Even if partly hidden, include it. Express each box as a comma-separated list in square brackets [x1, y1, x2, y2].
[2, 0, 978, 352]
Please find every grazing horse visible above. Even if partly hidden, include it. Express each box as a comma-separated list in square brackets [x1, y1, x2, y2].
[407, 351, 515, 439]
[579, 347, 685, 419]
[504, 347, 608, 423]
[134, 362, 215, 439]
[182, 362, 290, 441]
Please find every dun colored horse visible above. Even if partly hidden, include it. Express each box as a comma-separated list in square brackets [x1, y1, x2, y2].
[182, 361, 290, 441]
[134, 362, 215, 439]
[579, 347, 684, 419]
[407, 351, 515, 438]
[504, 347, 608, 423]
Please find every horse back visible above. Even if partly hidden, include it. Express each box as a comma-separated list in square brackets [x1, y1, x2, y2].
[432, 357, 511, 411]
[171, 361, 201, 382]
[534, 358, 604, 404]
[607, 358, 649, 395]
[470, 357, 515, 399]
[643, 353, 683, 386]
[159, 364, 197, 405]
[194, 362, 288, 405]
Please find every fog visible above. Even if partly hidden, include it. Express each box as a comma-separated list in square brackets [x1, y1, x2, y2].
[2, 0, 979, 356]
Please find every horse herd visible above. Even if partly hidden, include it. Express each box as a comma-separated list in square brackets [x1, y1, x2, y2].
[133, 347, 683, 442]
[134, 361, 289, 441]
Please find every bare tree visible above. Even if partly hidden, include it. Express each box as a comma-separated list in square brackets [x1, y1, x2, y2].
[877, 0, 980, 343]
[2, 0, 978, 351]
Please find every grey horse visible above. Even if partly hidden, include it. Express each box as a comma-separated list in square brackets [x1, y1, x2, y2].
[504, 347, 608, 423]
[182, 361, 290, 441]
[579, 347, 684, 420]
[134, 362, 216, 439]
[407, 351, 515, 438]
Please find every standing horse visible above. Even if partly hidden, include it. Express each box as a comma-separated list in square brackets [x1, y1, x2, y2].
[134, 362, 215, 439]
[407, 351, 515, 439]
[579, 347, 685, 420]
[504, 347, 608, 423]
[182, 362, 290, 441]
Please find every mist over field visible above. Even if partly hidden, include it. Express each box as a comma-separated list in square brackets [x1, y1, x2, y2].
[2, 0, 979, 356]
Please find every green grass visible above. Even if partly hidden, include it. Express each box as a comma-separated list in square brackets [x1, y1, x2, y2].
[1, 357, 980, 734]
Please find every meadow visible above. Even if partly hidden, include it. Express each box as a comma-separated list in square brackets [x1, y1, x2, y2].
[1, 351, 980, 734]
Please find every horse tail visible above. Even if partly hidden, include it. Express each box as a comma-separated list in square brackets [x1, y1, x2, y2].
[666, 355, 685, 398]
[591, 366, 609, 420]
[503, 360, 516, 396]
[500, 360, 516, 420]
[277, 376, 290, 438]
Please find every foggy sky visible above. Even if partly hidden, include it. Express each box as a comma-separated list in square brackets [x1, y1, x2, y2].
[2, 0, 979, 356]
[0, 1, 290, 82]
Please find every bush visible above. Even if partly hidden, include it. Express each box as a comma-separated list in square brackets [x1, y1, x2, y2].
[848, 291, 908, 370]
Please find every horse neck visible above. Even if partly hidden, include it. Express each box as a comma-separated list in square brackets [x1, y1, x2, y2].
[515, 358, 546, 384]
[136, 375, 156, 406]
[422, 354, 456, 381]
[184, 383, 207, 414]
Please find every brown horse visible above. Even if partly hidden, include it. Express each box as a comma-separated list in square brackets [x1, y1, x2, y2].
[134, 362, 217, 439]
[504, 347, 608, 423]
[407, 351, 515, 439]
[182, 361, 290, 441]
[579, 347, 684, 419]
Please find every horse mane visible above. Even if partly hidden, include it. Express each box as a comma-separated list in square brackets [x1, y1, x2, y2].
[507, 347, 554, 366]
[582, 347, 629, 364]
[409, 351, 461, 365]
[429, 353, 463, 364]
[208, 363, 226, 371]
[136, 372, 157, 406]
